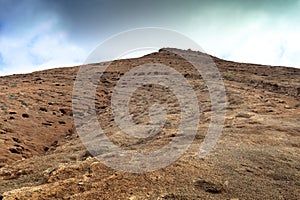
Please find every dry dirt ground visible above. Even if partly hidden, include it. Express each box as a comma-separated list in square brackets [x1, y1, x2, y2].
[0, 49, 299, 199]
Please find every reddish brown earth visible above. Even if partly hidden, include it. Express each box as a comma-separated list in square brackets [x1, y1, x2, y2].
[0, 49, 299, 199]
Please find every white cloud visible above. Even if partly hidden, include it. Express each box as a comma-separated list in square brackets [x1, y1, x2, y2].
[0, 20, 87, 76]
[221, 26, 300, 68]
[185, 9, 300, 69]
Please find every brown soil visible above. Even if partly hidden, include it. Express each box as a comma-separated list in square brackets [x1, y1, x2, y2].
[0, 48, 299, 199]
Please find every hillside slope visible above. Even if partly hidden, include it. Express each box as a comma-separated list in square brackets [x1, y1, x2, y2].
[0, 49, 299, 199]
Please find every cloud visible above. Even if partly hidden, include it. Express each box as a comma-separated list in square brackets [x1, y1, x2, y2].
[218, 22, 300, 68]
[0, 0, 300, 76]
[0, 20, 87, 76]
[185, 1, 300, 68]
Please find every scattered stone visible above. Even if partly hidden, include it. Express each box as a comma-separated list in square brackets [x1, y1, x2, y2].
[284, 105, 291, 109]
[194, 179, 224, 194]
[268, 173, 291, 181]
[39, 107, 48, 112]
[42, 122, 52, 126]
[51, 140, 58, 147]
[12, 137, 21, 143]
[59, 108, 72, 116]
[22, 113, 29, 118]
[235, 113, 252, 118]
[9, 148, 20, 154]
[99, 105, 106, 109]
[9, 94, 15, 99]
[35, 77, 42, 81]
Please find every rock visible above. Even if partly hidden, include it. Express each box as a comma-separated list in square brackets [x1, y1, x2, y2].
[235, 113, 252, 118]
[284, 105, 291, 109]
[194, 179, 224, 194]
[34, 77, 42, 81]
[9, 148, 21, 154]
[12, 137, 21, 143]
[39, 107, 48, 112]
[42, 122, 52, 126]
[21, 113, 29, 118]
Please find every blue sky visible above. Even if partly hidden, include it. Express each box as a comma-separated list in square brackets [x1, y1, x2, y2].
[0, 0, 300, 75]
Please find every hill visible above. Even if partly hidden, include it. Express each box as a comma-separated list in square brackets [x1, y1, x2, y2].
[0, 49, 299, 199]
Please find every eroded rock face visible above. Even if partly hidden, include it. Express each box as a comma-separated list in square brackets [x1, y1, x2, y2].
[0, 49, 299, 199]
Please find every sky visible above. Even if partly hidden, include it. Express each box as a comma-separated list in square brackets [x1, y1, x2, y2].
[0, 0, 300, 75]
